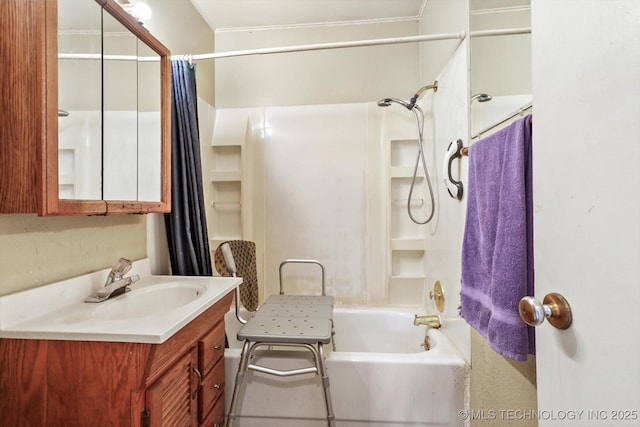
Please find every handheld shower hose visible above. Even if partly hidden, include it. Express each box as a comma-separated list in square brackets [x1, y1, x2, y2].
[406, 105, 435, 225]
[377, 89, 436, 225]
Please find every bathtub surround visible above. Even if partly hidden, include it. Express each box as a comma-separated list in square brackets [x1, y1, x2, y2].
[209, 2, 477, 423]
[461, 115, 534, 361]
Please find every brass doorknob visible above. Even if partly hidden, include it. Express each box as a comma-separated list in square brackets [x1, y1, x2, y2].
[519, 293, 572, 329]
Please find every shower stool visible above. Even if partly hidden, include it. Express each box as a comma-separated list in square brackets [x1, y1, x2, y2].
[225, 260, 336, 427]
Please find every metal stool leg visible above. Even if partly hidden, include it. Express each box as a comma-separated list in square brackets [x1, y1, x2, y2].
[226, 340, 252, 427]
[317, 343, 336, 427]
[330, 319, 336, 351]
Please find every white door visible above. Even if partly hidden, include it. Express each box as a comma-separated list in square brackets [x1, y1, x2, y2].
[531, 1, 640, 426]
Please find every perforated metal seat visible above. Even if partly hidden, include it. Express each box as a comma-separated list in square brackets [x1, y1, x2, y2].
[252, 302, 333, 319]
[216, 246, 335, 427]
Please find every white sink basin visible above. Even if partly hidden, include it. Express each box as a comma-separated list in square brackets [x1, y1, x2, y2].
[93, 282, 207, 320]
[0, 260, 242, 343]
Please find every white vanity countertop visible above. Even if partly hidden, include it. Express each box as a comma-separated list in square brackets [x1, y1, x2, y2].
[0, 259, 241, 344]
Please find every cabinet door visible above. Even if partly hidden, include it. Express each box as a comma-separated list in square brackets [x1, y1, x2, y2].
[146, 348, 199, 427]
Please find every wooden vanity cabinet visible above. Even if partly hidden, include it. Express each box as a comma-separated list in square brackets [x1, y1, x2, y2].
[0, 292, 233, 427]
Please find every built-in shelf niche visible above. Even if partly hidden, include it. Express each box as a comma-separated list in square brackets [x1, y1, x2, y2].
[390, 139, 418, 166]
[212, 145, 241, 169]
[210, 176, 242, 245]
[391, 250, 425, 276]
[387, 138, 427, 306]
[209, 109, 249, 251]
[390, 178, 430, 239]
[210, 180, 242, 238]
[390, 139, 427, 178]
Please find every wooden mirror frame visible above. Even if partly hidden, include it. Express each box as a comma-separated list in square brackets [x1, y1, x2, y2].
[42, 0, 171, 215]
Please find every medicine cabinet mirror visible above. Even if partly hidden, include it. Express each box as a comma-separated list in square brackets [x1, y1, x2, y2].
[469, 0, 531, 140]
[55, 0, 170, 214]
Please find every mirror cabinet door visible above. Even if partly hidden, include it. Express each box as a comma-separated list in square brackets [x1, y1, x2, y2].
[102, 8, 139, 201]
[57, 0, 102, 200]
[137, 41, 162, 203]
[55, 0, 170, 213]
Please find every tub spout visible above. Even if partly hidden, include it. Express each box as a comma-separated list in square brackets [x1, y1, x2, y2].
[413, 314, 441, 329]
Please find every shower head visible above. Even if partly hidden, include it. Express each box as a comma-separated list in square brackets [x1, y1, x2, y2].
[471, 93, 492, 103]
[377, 98, 413, 110]
[379, 81, 438, 111]
[407, 80, 438, 109]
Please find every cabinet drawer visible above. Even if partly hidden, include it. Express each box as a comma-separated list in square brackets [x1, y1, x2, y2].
[200, 393, 225, 427]
[200, 359, 225, 420]
[199, 321, 225, 374]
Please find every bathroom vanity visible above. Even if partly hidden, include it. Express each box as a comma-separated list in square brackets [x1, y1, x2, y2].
[0, 264, 240, 426]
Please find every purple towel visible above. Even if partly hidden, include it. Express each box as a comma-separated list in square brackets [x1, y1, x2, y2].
[460, 114, 534, 361]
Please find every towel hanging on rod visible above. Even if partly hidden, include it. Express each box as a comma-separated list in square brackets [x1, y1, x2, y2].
[460, 113, 534, 361]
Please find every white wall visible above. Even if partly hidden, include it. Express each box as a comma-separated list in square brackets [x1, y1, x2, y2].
[214, 21, 420, 108]
[261, 104, 373, 304]
[470, 3, 531, 97]
[144, 0, 216, 105]
[419, 0, 470, 84]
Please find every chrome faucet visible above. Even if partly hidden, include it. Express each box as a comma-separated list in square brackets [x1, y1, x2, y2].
[84, 258, 140, 303]
[413, 314, 442, 329]
[104, 257, 132, 285]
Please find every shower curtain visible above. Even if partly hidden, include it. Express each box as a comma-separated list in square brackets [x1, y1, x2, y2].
[164, 60, 212, 276]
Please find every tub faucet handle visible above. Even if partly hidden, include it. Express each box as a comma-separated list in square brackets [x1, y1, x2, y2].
[429, 281, 445, 312]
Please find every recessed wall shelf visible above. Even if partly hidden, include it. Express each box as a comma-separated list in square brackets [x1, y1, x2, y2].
[390, 166, 426, 178]
[210, 170, 242, 182]
[390, 238, 425, 251]
[209, 109, 250, 250]
[387, 139, 427, 306]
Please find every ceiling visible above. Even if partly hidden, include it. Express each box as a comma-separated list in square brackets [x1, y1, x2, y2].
[189, 0, 426, 31]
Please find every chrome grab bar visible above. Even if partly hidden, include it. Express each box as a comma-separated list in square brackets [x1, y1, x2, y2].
[279, 259, 326, 296]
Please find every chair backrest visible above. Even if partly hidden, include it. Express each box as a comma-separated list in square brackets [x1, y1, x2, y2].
[214, 240, 259, 311]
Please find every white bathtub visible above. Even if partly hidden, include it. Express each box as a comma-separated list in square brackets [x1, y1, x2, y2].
[224, 307, 469, 427]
